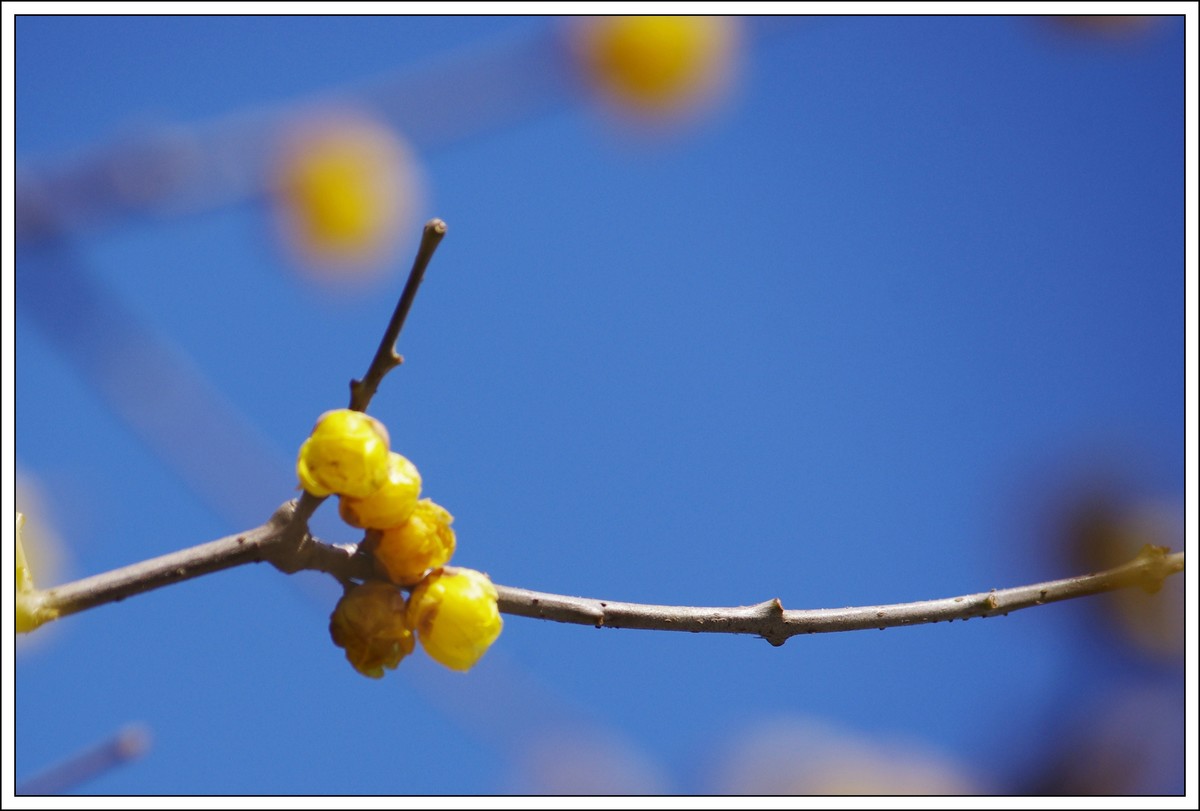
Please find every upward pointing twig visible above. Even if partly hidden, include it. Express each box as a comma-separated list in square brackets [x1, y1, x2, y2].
[349, 218, 448, 412]
[290, 219, 448, 530]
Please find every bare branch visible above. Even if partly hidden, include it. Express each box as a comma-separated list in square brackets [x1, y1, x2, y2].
[349, 218, 448, 412]
[26, 506, 1184, 648]
[29, 501, 364, 623]
[35, 503, 301, 621]
[492, 545, 1185, 646]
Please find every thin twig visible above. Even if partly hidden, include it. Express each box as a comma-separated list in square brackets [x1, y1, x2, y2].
[349, 218, 447, 412]
[491, 545, 1185, 646]
[25, 508, 1184, 645]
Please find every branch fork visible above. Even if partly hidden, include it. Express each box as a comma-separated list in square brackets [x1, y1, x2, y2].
[16, 219, 1186, 646]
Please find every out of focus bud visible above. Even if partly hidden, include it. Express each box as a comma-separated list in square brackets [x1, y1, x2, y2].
[16, 472, 66, 596]
[328, 581, 415, 679]
[568, 16, 740, 117]
[714, 718, 980, 795]
[296, 409, 390, 498]
[339, 452, 422, 529]
[16, 513, 33, 593]
[1064, 496, 1184, 659]
[16, 513, 55, 634]
[272, 114, 419, 276]
[371, 499, 456, 586]
[406, 567, 502, 672]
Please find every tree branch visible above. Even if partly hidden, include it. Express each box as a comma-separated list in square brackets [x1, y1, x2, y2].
[491, 545, 1185, 646]
[19, 218, 1183, 645]
[31, 503, 300, 623]
[24, 505, 1184, 646]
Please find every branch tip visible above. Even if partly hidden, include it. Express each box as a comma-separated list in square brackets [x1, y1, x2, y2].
[1130, 545, 1181, 594]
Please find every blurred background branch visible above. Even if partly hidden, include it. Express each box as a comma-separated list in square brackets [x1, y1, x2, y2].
[15, 724, 151, 796]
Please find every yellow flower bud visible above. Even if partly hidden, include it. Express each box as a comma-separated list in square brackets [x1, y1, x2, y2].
[328, 581, 415, 679]
[570, 16, 739, 115]
[406, 567, 502, 672]
[371, 499, 456, 586]
[338, 452, 422, 529]
[297, 409, 390, 498]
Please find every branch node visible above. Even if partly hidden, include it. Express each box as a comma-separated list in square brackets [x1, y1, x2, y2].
[1134, 544, 1176, 594]
[267, 500, 298, 530]
[268, 531, 314, 575]
[762, 632, 788, 648]
[752, 598, 784, 619]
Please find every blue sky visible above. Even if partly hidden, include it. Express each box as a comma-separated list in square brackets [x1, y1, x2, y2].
[10, 14, 1189, 796]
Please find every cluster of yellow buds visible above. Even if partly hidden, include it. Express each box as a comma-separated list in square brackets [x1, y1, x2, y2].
[297, 408, 501, 677]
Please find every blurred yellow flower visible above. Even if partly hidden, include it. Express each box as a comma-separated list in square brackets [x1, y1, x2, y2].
[16, 513, 56, 634]
[372, 499, 456, 586]
[296, 409, 391, 498]
[407, 567, 502, 672]
[570, 16, 740, 115]
[272, 114, 418, 274]
[16, 513, 33, 593]
[16, 471, 66, 597]
[328, 581, 415, 679]
[339, 452, 422, 530]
